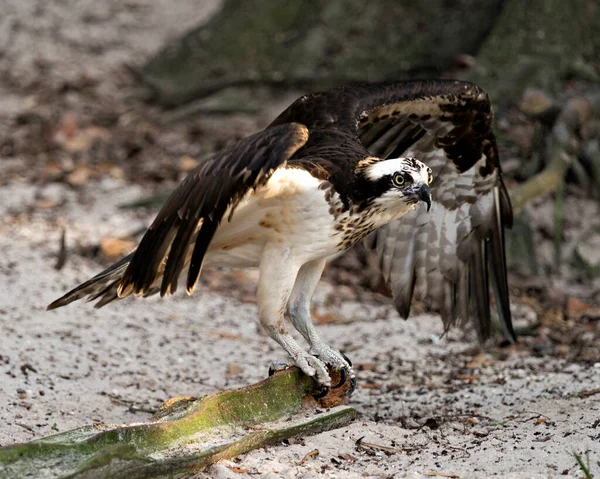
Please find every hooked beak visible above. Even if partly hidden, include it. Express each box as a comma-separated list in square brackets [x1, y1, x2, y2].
[416, 184, 431, 212]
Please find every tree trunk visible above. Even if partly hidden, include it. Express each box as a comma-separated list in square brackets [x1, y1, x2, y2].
[139, 0, 504, 106]
[138, 0, 598, 107]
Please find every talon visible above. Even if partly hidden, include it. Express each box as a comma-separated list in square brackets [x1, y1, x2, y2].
[332, 367, 347, 389]
[340, 351, 353, 367]
[312, 385, 330, 399]
[347, 376, 357, 395]
[268, 359, 295, 377]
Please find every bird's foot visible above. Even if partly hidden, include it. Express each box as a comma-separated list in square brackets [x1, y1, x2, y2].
[268, 352, 330, 385]
[309, 344, 356, 395]
[268, 347, 355, 396]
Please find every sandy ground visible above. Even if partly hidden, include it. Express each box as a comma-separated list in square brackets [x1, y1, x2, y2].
[1, 181, 599, 478]
[1, 1, 599, 478]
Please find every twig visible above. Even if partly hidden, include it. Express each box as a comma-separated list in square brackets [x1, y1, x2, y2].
[503, 411, 552, 424]
[128, 405, 158, 415]
[54, 228, 67, 271]
[428, 436, 471, 458]
[15, 422, 35, 433]
[510, 96, 594, 213]
[424, 472, 461, 478]
[553, 179, 564, 271]
[521, 411, 552, 421]
[510, 151, 572, 214]
[577, 388, 600, 398]
[355, 436, 408, 454]
[298, 449, 319, 465]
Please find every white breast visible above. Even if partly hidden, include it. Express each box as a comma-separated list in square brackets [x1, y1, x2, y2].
[204, 168, 341, 268]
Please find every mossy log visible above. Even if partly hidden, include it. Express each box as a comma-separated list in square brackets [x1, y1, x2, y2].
[0, 369, 356, 479]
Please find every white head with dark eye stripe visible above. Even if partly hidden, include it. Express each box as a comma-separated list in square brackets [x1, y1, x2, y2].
[360, 157, 433, 217]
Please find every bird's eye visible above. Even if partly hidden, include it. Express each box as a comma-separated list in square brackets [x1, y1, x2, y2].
[393, 174, 405, 186]
[428, 173, 433, 185]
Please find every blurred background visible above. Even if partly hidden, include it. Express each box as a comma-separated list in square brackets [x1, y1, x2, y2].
[1, 0, 599, 391]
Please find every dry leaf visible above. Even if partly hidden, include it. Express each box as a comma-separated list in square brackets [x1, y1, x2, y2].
[105, 165, 126, 180]
[356, 362, 378, 371]
[66, 165, 91, 187]
[33, 198, 59, 209]
[209, 330, 242, 340]
[99, 238, 136, 260]
[53, 112, 79, 141]
[178, 155, 198, 172]
[565, 296, 591, 318]
[62, 127, 111, 152]
[519, 88, 554, 116]
[299, 449, 319, 465]
[225, 363, 243, 379]
[361, 383, 381, 389]
[313, 310, 343, 324]
[556, 344, 570, 357]
[465, 353, 491, 369]
[53, 113, 111, 153]
[227, 466, 249, 474]
[338, 453, 357, 462]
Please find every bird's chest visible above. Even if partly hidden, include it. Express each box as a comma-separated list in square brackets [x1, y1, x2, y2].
[320, 186, 379, 251]
[254, 177, 376, 260]
[330, 206, 381, 251]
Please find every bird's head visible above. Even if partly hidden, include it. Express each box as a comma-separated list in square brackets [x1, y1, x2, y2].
[357, 156, 433, 218]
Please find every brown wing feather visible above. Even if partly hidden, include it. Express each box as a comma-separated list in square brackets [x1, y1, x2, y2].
[274, 80, 514, 342]
[47, 123, 309, 310]
[46, 253, 134, 310]
[118, 122, 309, 298]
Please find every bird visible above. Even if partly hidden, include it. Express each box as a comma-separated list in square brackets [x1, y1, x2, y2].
[47, 79, 515, 394]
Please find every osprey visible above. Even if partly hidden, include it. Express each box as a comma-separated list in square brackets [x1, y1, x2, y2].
[48, 80, 515, 393]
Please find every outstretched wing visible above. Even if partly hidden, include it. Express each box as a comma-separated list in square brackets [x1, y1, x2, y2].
[272, 80, 515, 342]
[118, 123, 309, 298]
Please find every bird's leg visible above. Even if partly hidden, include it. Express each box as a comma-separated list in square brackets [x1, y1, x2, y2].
[287, 259, 355, 392]
[258, 246, 331, 387]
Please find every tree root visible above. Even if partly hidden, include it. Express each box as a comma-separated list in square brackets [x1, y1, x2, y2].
[509, 97, 595, 214]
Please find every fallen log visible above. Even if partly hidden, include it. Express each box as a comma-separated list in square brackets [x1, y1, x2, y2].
[0, 368, 356, 478]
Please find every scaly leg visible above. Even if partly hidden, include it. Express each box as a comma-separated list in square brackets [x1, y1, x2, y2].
[287, 259, 355, 391]
[257, 245, 330, 386]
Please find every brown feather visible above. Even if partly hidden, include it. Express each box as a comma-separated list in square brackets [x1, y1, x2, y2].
[118, 122, 309, 298]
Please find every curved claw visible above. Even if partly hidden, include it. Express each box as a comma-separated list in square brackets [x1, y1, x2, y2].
[347, 376, 357, 395]
[340, 351, 353, 367]
[332, 367, 347, 389]
[312, 384, 330, 399]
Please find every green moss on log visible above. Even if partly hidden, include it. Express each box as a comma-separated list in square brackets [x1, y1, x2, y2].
[0, 369, 356, 478]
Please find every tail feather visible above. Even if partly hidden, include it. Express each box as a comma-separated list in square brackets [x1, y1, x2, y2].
[46, 253, 134, 310]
